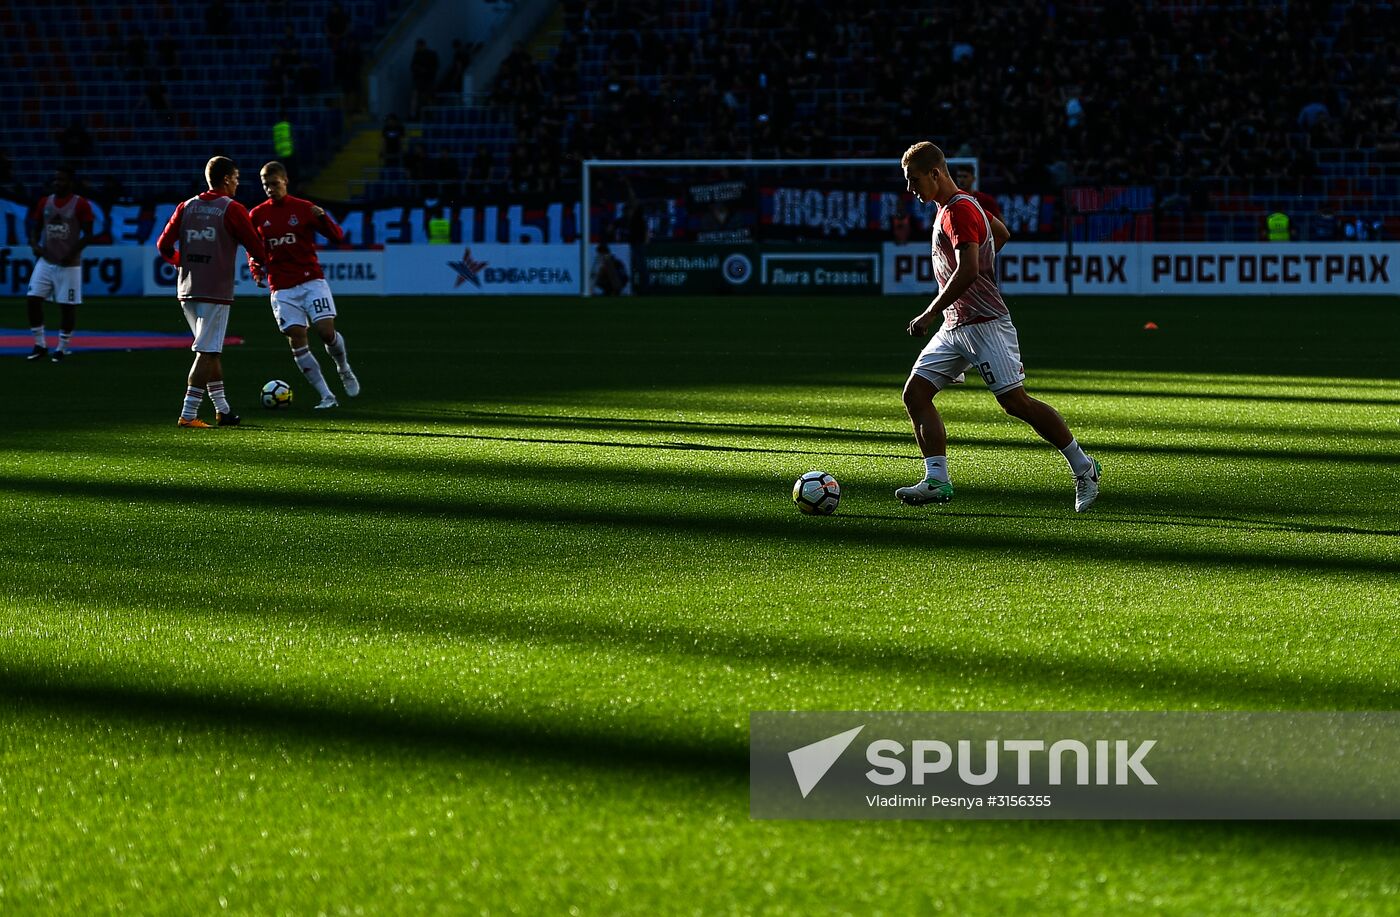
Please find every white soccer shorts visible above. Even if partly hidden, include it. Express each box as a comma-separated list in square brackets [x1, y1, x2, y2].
[911, 316, 1028, 395]
[27, 258, 82, 304]
[270, 278, 338, 332]
[181, 301, 231, 353]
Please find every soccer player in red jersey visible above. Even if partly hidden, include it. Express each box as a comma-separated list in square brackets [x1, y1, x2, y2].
[157, 156, 269, 428]
[248, 161, 359, 409]
[25, 166, 95, 362]
[898, 142, 1101, 512]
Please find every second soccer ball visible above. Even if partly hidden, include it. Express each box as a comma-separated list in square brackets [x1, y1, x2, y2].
[260, 379, 294, 409]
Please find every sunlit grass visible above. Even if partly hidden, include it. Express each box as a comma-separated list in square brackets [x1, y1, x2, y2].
[1, 294, 1397, 913]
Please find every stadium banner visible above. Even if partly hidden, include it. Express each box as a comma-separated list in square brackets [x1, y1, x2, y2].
[883, 243, 1399, 295]
[762, 186, 930, 241]
[1141, 243, 1396, 294]
[0, 245, 145, 297]
[640, 243, 757, 294]
[143, 249, 385, 297]
[642, 243, 881, 295]
[759, 246, 882, 294]
[752, 711, 1400, 820]
[883, 243, 1138, 296]
[756, 186, 1062, 242]
[385, 244, 579, 295]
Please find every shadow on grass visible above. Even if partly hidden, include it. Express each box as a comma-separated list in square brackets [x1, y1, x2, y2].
[843, 509, 1400, 539]
[0, 470, 1395, 575]
[832, 379, 1400, 408]
[2, 670, 1400, 847]
[295, 423, 1400, 467]
[346, 408, 1400, 445]
[0, 666, 746, 778]
[316, 425, 913, 459]
[1022, 385, 1400, 409]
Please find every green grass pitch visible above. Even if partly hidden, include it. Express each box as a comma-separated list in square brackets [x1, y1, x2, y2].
[2, 292, 1397, 913]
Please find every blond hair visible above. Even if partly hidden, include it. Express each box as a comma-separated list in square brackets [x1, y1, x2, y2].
[901, 141, 946, 176]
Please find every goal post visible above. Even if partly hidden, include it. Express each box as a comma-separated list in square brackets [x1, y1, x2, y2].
[579, 156, 978, 296]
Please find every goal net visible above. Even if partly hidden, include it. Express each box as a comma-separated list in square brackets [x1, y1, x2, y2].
[579, 157, 977, 296]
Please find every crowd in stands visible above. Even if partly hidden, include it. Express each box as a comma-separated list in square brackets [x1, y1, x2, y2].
[0, 0, 402, 205]
[464, 0, 1399, 200]
[5, 0, 1398, 241]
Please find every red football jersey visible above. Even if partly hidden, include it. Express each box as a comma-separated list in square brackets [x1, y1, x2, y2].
[932, 193, 1009, 330]
[248, 194, 346, 292]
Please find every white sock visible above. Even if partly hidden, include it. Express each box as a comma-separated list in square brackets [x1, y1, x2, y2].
[58, 331, 73, 353]
[1060, 437, 1093, 476]
[32, 326, 46, 348]
[207, 381, 231, 414]
[180, 386, 205, 421]
[325, 332, 349, 371]
[293, 346, 334, 398]
[923, 455, 949, 483]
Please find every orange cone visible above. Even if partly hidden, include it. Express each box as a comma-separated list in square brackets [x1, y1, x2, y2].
[1143, 321, 1159, 331]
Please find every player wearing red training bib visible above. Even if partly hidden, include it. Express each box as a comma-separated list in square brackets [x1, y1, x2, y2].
[25, 167, 95, 362]
[157, 156, 269, 428]
[897, 141, 1101, 513]
[248, 160, 360, 409]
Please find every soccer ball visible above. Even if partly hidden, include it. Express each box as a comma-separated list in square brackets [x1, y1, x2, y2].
[260, 379, 293, 409]
[792, 471, 840, 515]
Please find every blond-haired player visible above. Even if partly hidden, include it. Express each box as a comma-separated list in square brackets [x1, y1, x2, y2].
[898, 141, 1100, 512]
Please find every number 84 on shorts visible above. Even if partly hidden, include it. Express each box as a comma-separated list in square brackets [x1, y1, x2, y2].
[271, 278, 338, 332]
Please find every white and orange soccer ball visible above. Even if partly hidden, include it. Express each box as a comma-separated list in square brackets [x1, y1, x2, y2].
[792, 471, 840, 515]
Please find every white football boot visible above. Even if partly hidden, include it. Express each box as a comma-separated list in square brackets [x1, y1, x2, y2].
[339, 366, 360, 397]
[1074, 458, 1102, 512]
[895, 479, 954, 505]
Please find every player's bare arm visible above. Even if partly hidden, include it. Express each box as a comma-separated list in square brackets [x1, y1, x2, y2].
[990, 213, 1011, 251]
[908, 242, 980, 336]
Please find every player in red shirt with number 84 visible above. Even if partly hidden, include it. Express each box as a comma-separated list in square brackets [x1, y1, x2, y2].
[248, 161, 360, 409]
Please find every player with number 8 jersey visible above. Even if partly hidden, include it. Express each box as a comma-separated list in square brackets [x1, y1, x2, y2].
[26, 167, 95, 363]
[248, 160, 360, 409]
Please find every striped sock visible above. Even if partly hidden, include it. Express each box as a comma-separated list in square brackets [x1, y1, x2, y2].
[325, 332, 348, 371]
[207, 381, 231, 414]
[180, 386, 205, 421]
[58, 331, 73, 354]
[31, 326, 46, 348]
[293, 346, 334, 399]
